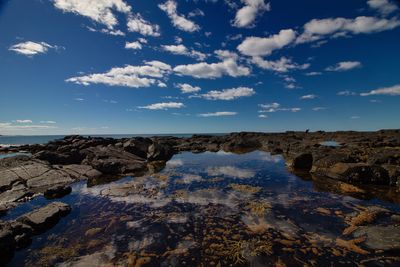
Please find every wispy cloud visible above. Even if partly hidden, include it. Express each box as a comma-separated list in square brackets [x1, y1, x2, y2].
[159, 0, 200, 32]
[360, 84, 400, 96]
[9, 41, 57, 56]
[326, 61, 362, 72]
[232, 0, 270, 28]
[195, 87, 255, 100]
[198, 111, 237, 117]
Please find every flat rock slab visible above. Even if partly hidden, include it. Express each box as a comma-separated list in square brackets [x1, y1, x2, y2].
[354, 225, 400, 251]
[17, 202, 71, 233]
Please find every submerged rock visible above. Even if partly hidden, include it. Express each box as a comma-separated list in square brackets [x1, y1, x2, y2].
[353, 225, 400, 251]
[44, 185, 72, 199]
[17, 202, 71, 233]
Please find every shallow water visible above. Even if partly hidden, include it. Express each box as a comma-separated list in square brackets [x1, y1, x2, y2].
[320, 140, 340, 147]
[0, 152, 31, 159]
[5, 151, 400, 266]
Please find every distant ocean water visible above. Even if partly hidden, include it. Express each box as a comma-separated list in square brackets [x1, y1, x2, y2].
[0, 133, 225, 147]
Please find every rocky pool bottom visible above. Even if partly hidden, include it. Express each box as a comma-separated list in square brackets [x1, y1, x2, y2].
[2, 150, 400, 267]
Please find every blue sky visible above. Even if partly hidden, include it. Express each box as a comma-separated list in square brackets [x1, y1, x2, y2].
[0, 0, 400, 135]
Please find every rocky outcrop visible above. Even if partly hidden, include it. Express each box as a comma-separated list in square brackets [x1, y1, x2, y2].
[147, 141, 175, 161]
[0, 202, 70, 264]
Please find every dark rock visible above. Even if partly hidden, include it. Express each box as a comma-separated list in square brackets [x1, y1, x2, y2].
[382, 164, 400, 186]
[327, 163, 390, 185]
[0, 205, 8, 216]
[147, 142, 175, 161]
[44, 185, 72, 199]
[123, 137, 152, 158]
[33, 150, 85, 165]
[0, 227, 15, 265]
[292, 153, 313, 171]
[17, 202, 71, 233]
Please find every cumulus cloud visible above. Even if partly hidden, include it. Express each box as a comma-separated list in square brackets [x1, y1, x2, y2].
[159, 0, 200, 32]
[300, 94, 317, 100]
[367, 0, 399, 16]
[233, 0, 271, 28]
[125, 41, 142, 50]
[173, 56, 250, 79]
[198, 111, 237, 117]
[259, 103, 301, 113]
[251, 57, 310, 72]
[326, 61, 362, 71]
[161, 44, 207, 61]
[138, 102, 185, 110]
[53, 0, 131, 29]
[297, 16, 400, 44]
[9, 41, 56, 56]
[176, 83, 201, 93]
[207, 166, 255, 178]
[197, 87, 255, 100]
[360, 84, 400, 96]
[66, 61, 171, 88]
[237, 29, 296, 56]
[127, 14, 161, 37]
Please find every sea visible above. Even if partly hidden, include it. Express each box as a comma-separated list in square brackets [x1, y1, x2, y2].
[0, 134, 225, 147]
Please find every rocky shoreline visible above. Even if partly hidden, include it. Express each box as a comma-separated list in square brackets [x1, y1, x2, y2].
[1, 130, 400, 264]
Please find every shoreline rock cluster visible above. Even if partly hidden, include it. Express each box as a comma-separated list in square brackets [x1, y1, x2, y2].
[0, 130, 399, 264]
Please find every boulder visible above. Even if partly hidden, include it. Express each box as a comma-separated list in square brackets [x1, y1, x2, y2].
[292, 153, 313, 171]
[123, 137, 152, 159]
[17, 202, 71, 233]
[147, 142, 175, 161]
[327, 163, 390, 185]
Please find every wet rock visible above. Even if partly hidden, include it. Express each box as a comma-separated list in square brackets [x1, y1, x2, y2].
[382, 164, 400, 186]
[353, 225, 400, 251]
[44, 185, 72, 199]
[0, 205, 8, 216]
[327, 163, 390, 185]
[147, 142, 175, 161]
[17, 202, 71, 233]
[292, 153, 313, 171]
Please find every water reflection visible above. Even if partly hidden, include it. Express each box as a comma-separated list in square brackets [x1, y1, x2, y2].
[6, 151, 400, 266]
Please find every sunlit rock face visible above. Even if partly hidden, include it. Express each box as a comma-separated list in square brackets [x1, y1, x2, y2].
[2, 149, 400, 266]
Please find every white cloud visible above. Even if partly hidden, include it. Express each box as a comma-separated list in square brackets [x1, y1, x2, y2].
[127, 14, 161, 37]
[300, 94, 317, 100]
[9, 41, 56, 56]
[198, 87, 255, 100]
[198, 111, 237, 117]
[176, 83, 201, 93]
[159, 0, 200, 32]
[233, 0, 271, 28]
[125, 41, 142, 50]
[297, 16, 400, 44]
[337, 90, 357, 96]
[75, 98, 85, 101]
[367, 0, 399, 16]
[360, 84, 400, 96]
[16, 119, 33, 123]
[161, 44, 207, 61]
[259, 103, 301, 113]
[0, 122, 57, 132]
[326, 61, 362, 72]
[312, 107, 326, 111]
[40, 121, 57, 124]
[251, 56, 310, 72]
[66, 61, 171, 88]
[258, 114, 268, 118]
[173, 57, 250, 79]
[305, 71, 322, 76]
[237, 29, 296, 57]
[53, 0, 131, 29]
[138, 102, 185, 110]
[207, 166, 254, 178]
